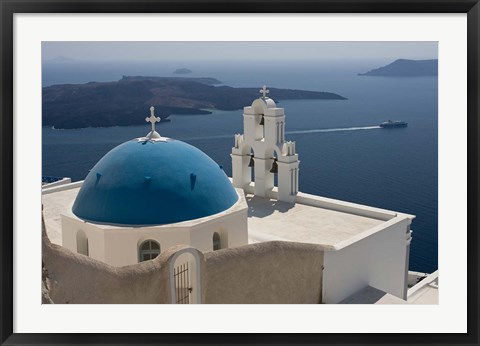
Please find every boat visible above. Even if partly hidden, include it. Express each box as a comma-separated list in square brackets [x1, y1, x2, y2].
[379, 120, 408, 128]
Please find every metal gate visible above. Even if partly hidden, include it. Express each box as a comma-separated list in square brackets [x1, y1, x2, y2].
[173, 262, 192, 304]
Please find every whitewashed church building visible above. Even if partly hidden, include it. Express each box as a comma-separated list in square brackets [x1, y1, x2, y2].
[42, 86, 427, 304]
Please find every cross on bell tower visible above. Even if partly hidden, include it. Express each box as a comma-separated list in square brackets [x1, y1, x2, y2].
[260, 85, 269, 99]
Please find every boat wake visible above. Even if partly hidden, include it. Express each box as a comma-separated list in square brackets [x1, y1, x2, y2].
[181, 126, 381, 142]
[287, 126, 381, 135]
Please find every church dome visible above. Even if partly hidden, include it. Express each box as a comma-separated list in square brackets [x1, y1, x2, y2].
[72, 138, 238, 225]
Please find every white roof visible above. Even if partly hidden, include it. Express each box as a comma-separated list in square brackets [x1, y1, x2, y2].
[43, 183, 413, 252]
[246, 192, 412, 250]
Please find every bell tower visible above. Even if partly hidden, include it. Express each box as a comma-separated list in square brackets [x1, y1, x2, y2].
[231, 85, 299, 203]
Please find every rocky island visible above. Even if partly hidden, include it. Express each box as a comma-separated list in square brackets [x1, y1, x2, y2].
[173, 68, 193, 74]
[358, 59, 438, 77]
[43, 76, 347, 129]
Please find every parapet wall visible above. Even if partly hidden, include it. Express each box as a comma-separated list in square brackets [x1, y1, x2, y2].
[204, 241, 324, 304]
[43, 217, 324, 304]
[242, 183, 399, 221]
[43, 218, 172, 304]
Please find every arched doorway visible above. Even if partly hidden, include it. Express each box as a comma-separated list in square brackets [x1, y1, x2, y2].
[170, 249, 202, 304]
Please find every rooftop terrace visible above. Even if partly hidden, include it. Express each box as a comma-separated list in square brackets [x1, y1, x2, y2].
[42, 182, 412, 252]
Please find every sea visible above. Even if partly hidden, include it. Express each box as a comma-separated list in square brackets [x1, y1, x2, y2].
[42, 60, 438, 273]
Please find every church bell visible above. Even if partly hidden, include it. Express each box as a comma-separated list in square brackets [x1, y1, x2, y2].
[248, 155, 255, 167]
[259, 114, 265, 126]
[269, 159, 278, 174]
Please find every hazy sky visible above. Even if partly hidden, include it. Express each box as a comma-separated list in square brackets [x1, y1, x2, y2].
[42, 41, 437, 62]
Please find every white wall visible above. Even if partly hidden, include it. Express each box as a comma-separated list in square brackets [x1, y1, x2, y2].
[322, 217, 411, 303]
[103, 227, 191, 266]
[223, 209, 248, 248]
[296, 191, 397, 221]
[61, 189, 249, 267]
[189, 208, 248, 251]
[42, 177, 72, 189]
[101, 210, 248, 266]
[42, 180, 83, 195]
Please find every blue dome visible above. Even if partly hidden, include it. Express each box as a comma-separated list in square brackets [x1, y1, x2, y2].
[72, 139, 238, 225]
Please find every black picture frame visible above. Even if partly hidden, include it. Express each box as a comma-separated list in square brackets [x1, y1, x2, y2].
[1, 1, 479, 345]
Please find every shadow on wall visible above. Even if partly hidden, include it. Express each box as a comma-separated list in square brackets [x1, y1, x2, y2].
[42, 214, 324, 304]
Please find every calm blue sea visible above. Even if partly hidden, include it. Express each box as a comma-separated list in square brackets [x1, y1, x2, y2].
[42, 60, 438, 273]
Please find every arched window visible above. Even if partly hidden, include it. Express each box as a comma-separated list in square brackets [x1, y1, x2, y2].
[213, 232, 221, 251]
[139, 240, 160, 262]
[76, 230, 89, 256]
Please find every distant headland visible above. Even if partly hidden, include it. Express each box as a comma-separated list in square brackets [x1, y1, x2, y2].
[173, 68, 193, 74]
[43, 76, 347, 129]
[358, 59, 438, 77]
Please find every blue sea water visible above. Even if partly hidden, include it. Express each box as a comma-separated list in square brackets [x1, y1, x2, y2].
[42, 60, 438, 273]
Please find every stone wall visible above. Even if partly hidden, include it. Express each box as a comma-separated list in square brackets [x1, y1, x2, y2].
[43, 218, 323, 304]
[43, 218, 173, 304]
[204, 241, 324, 304]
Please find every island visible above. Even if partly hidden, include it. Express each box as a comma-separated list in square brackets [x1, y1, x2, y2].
[45, 56, 75, 64]
[358, 59, 438, 77]
[173, 68, 193, 74]
[43, 76, 347, 129]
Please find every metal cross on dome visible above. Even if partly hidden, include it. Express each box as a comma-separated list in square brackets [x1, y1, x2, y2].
[145, 106, 161, 132]
[260, 85, 269, 99]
